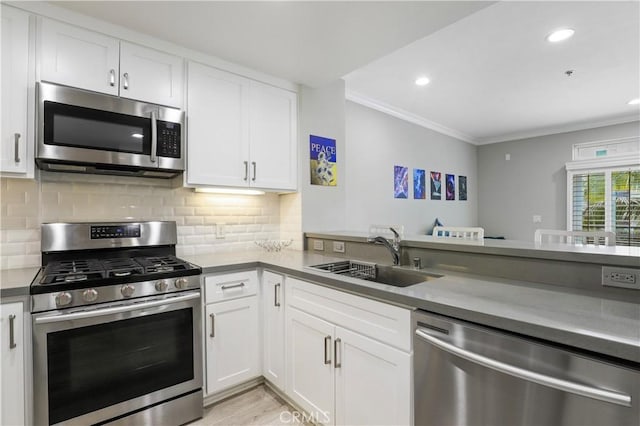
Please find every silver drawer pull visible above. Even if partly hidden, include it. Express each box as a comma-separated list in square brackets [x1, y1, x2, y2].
[221, 282, 245, 290]
[14, 133, 20, 163]
[109, 69, 116, 86]
[324, 335, 332, 365]
[244, 161, 249, 181]
[251, 161, 257, 181]
[9, 314, 16, 349]
[210, 313, 215, 338]
[334, 338, 342, 368]
[123, 72, 129, 90]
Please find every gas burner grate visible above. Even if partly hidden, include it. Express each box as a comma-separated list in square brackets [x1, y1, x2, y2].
[40, 259, 105, 284]
[101, 258, 145, 278]
[134, 256, 188, 273]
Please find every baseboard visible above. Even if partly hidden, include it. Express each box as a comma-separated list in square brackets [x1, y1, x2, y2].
[202, 376, 265, 407]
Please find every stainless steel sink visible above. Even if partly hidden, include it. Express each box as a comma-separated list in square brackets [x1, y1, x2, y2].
[308, 260, 442, 287]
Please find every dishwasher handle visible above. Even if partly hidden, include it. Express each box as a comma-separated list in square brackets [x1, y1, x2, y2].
[415, 328, 632, 408]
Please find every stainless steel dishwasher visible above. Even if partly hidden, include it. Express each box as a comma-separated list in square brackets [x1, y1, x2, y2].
[414, 310, 639, 426]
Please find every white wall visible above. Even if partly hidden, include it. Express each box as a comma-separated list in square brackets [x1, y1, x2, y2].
[477, 120, 640, 241]
[344, 101, 478, 234]
[299, 80, 347, 232]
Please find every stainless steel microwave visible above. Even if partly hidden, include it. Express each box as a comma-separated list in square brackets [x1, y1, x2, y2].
[37, 82, 185, 178]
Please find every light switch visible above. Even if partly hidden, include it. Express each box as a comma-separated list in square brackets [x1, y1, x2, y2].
[333, 241, 345, 253]
[533, 215, 542, 223]
[313, 240, 324, 251]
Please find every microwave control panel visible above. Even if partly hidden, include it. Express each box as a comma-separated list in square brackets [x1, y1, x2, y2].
[157, 121, 181, 158]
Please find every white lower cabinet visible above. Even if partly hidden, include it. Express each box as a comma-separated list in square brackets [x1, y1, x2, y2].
[203, 271, 260, 396]
[285, 278, 412, 426]
[0, 302, 25, 426]
[262, 271, 286, 390]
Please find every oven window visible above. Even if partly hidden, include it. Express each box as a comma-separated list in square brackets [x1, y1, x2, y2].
[44, 101, 151, 155]
[46, 308, 194, 424]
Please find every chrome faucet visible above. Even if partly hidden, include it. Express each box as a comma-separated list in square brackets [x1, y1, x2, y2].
[367, 227, 401, 265]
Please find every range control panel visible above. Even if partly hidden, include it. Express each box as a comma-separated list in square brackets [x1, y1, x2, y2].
[91, 224, 141, 239]
[156, 121, 181, 158]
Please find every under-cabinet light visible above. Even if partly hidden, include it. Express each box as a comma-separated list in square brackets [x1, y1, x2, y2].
[628, 98, 640, 106]
[194, 187, 265, 195]
[546, 28, 575, 43]
[415, 76, 430, 86]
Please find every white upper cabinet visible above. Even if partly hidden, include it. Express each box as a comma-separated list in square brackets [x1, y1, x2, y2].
[39, 19, 183, 107]
[186, 62, 298, 192]
[1, 5, 31, 175]
[187, 62, 250, 187]
[119, 41, 184, 107]
[249, 81, 298, 190]
[40, 18, 120, 96]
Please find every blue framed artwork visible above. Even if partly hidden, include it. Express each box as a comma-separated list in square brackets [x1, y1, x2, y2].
[430, 171, 441, 200]
[310, 135, 337, 186]
[394, 166, 409, 199]
[413, 169, 426, 199]
[446, 174, 455, 200]
[459, 176, 467, 201]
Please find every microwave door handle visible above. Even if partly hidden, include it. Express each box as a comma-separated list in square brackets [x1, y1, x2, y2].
[150, 110, 157, 163]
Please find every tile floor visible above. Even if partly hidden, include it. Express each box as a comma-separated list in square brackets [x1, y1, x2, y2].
[188, 385, 311, 426]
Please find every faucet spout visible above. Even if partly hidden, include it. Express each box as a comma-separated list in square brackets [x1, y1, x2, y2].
[367, 227, 401, 265]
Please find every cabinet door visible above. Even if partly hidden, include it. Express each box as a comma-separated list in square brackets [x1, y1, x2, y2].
[1, 5, 29, 174]
[0, 303, 25, 426]
[205, 296, 259, 395]
[119, 41, 184, 108]
[262, 271, 285, 390]
[248, 81, 298, 191]
[286, 307, 334, 425]
[39, 18, 119, 95]
[186, 62, 250, 187]
[334, 327, 411, 426]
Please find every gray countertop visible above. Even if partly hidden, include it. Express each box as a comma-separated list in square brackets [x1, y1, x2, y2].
[2, 251, 638, 363]
[305, 231, 640, 267]
[185, 250, 640, 363]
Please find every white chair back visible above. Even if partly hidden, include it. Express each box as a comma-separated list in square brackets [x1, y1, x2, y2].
[432, 226, 484, 241]
[534, 229, 616, 246]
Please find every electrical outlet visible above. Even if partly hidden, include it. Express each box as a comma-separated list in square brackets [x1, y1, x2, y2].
[313, 240, 324, 251]
[532, 215, 542, 223]
[216, 223, 225, 239]
[602, 266, 639, 289]
[333, 241, 345, 253]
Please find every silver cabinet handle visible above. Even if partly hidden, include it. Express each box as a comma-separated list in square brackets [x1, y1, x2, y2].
[221, 282, 245, 290]
[274, 283, 281, 307]
[8, 314, 16, 349]
[415, 328, 631, 407]
[334, 338, 342, 368]
[243, 161, 249, 181]
[150, 110, 157, 163]
[324, 335, 332, 365]
[14, 133, 20, 163]
[35, 292, 200, 324]
[123, 72, 129, 90]
[209, 313, 215, 338]
[109, 69, 116, 86]
[251, 161, 257, 181]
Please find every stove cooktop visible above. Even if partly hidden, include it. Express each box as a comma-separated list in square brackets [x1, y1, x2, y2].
[31, 255, 201, 295]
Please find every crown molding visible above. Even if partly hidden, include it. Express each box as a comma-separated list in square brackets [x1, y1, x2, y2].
[345, 90, 478, 145]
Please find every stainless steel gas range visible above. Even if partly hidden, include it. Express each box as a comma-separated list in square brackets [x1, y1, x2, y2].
[30, 221, 203, 426]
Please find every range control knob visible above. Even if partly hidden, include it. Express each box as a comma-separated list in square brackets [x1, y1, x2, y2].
[121, 284, 135, 298]
[82, 288, 98, 302]
[55, 292, 73, 306]
[155, 280, 169, 292]
[174, 278, 189, 289]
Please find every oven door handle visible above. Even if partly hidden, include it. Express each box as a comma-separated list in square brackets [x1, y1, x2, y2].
[35, 292, 200, 324]
[415, 328, 632, 407]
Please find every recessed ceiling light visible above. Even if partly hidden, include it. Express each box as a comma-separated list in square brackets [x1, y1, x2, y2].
[415, 76, 430, 86]
[628, 98, 640, 105]
[546, 28, 575, 43]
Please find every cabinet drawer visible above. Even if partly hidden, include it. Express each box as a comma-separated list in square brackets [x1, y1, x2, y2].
[204, 271, 258, 304]
[286, 277, 411, 352]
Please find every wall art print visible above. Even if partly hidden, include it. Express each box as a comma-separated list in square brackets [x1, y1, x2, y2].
[310, 135, 337, 186]
[459, 175, 468, 201]
[413, 169, 426, 199]
[394, 165, 409, 199]
[430, 171, 441, 200]
[446, 174, 455, 200]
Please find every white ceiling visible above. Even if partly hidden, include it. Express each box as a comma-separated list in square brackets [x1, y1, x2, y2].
[52, 1, 491, 88]
[51, 1, 639, 145]
[344, 1, 640, 144]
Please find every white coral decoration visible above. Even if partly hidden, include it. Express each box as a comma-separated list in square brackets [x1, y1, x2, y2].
[254, 239, 293, 252]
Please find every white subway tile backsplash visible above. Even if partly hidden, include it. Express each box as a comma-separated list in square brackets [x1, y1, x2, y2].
[1, 174, 301, 269]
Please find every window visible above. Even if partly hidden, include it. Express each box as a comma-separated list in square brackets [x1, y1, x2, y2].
[566, 137, 640, 247]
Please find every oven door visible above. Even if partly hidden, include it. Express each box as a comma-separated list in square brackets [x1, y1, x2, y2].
[32, 290, 202, 426]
